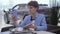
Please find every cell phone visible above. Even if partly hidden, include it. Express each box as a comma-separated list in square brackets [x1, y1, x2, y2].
[23, 23, 32, 28]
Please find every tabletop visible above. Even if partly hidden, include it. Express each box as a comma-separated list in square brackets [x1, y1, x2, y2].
[1, 31, 55, 34]
[0, 24, 13, 32]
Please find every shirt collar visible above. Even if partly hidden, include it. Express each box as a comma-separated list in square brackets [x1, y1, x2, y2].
[36, 12, 39, 18]
[29, 12, 38, 18]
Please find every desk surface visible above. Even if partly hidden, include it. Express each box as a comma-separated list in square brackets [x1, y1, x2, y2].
[0, 24, 13, 32]
[33, 31, 55, 34]
[1, 31, 55, 34]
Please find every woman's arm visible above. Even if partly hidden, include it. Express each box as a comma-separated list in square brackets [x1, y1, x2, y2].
[36, 15, 47, 31]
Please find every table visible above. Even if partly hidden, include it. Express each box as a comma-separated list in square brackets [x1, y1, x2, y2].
[0, 24, 13, 32]
[1, 31, 55, 34]
[33, 31, 55, 34]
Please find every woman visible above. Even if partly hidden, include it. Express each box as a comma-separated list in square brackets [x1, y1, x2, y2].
[19, 1, 47, 31]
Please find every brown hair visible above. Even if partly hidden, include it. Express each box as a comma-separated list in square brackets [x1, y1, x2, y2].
[28, 1, 39, 8]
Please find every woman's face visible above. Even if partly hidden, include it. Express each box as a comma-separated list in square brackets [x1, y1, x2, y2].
[28, 6, 37, 14]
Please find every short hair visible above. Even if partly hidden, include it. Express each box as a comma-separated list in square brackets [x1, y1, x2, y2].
[28, 1, 39, 8]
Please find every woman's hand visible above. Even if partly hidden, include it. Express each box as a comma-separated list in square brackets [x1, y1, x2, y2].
[23, 24, 36, 30]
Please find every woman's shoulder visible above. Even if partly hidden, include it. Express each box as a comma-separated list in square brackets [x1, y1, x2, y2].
[38, 13, 45, 17]
[24, 15, 31, 19]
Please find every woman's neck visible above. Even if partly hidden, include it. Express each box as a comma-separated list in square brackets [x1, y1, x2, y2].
[31, 13, 35, 19]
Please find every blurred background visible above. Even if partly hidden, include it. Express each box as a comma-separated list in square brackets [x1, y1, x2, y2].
[1, 0, 60, 26]
[0, 0, 60, 33]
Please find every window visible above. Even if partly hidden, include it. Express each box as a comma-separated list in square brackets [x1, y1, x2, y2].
[0, 0, 50, 10]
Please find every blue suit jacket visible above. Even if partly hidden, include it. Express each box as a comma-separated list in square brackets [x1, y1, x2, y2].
[19, 13, 47, 31]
